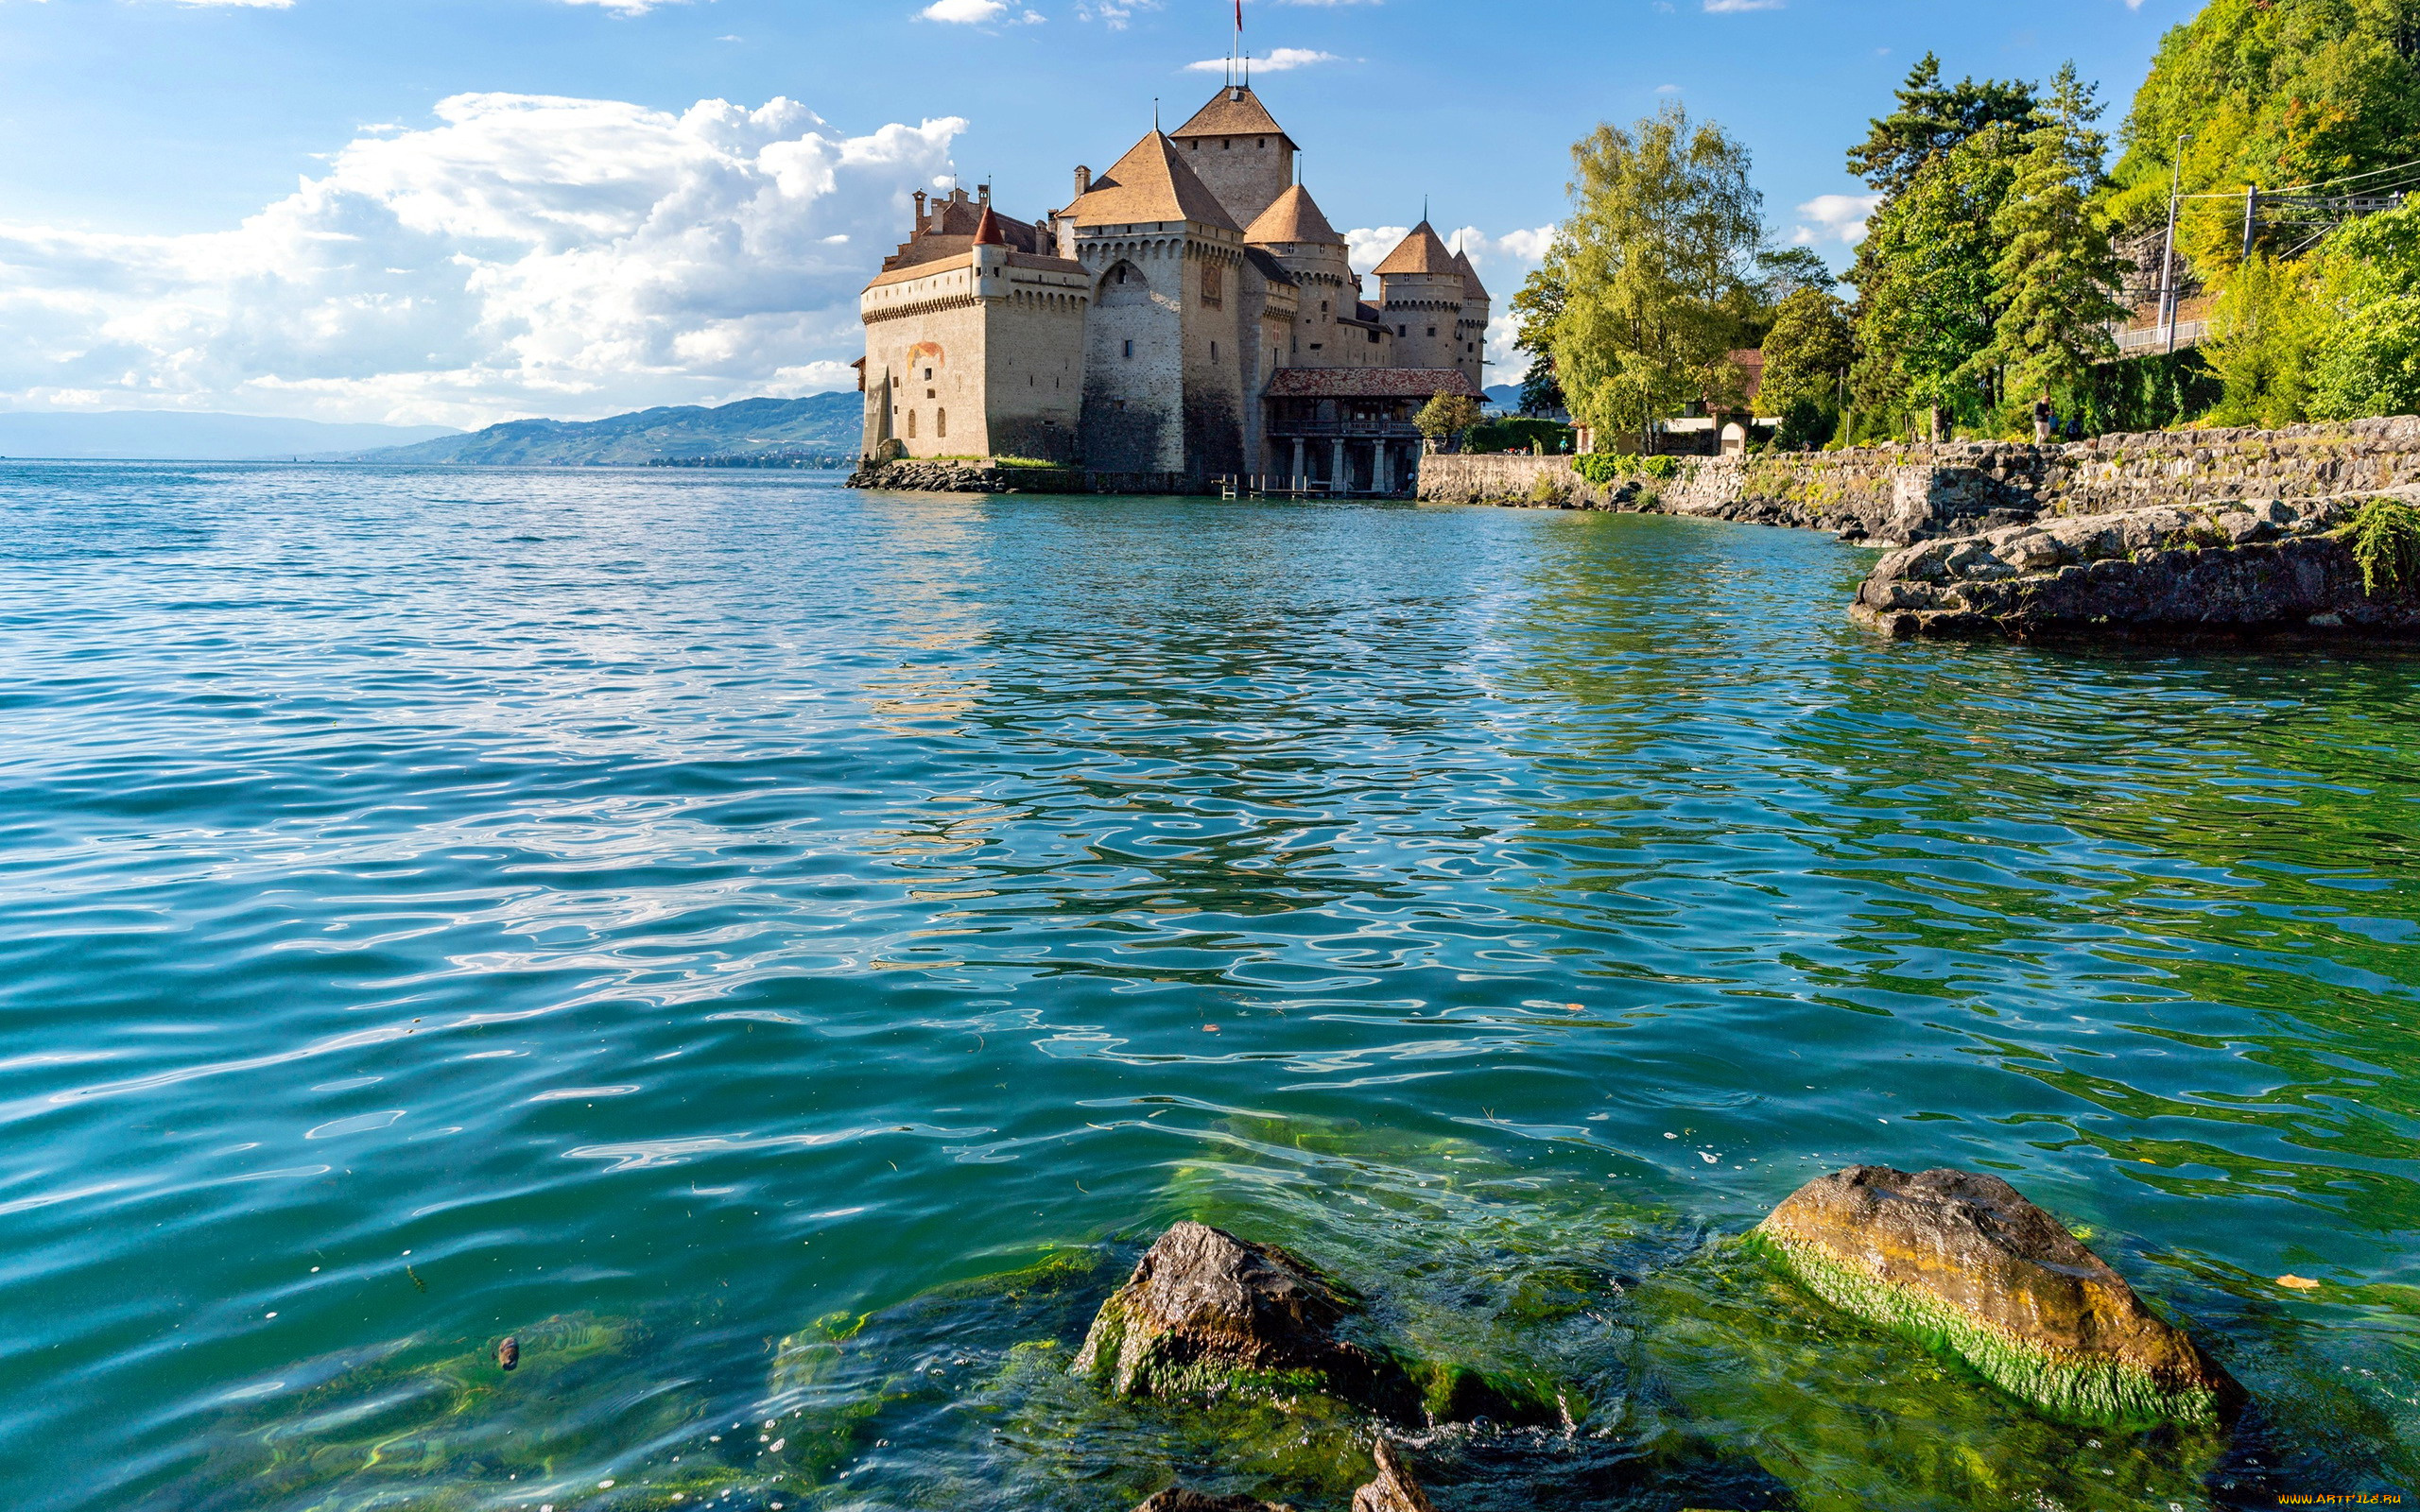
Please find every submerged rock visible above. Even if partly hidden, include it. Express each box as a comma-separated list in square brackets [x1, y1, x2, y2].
[1076, 1222, 1412, 1414]
[1351, 1440, 1437, 1512]
[1752, 1165, 2241, 1427]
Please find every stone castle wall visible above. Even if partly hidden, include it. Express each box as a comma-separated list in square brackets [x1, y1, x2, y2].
[1416, 418, 2420, 545]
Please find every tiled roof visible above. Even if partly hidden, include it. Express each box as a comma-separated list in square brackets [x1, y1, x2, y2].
[878, 197, 1047, 277]
[1244, 184, 1345, 247]
[1453, 249, 1489, 301]
[1169, 85, 1298, 150]
[867, 247, 1086, 289]
[1266, 368, 1479, 399]
[1243, 247, 1299, 287]
[1350, 301, 1385, 326]
[1373, 220, 1458, 277]
[1065, 131, 1240, 232]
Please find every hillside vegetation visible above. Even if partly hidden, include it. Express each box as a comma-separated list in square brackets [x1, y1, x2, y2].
[353, 393, 860, 467]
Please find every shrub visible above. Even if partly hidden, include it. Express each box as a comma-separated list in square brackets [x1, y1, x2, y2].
[2340, 497, 2420, 596]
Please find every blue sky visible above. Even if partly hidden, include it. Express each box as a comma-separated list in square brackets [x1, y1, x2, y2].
[0, 0, 2198, 426]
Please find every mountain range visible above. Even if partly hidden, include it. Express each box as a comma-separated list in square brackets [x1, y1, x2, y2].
[346, 392, 862, 466]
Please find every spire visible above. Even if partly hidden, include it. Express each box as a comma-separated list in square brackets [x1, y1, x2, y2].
[972, 203, 1006, 246]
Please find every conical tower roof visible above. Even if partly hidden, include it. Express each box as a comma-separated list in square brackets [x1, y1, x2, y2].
[1244, 184, 1345, 247]
[972, 204, 1007, 246]
[1065, 130, 1240, 231]
[1374, 220, 1459, 277]
[1169, 84, 1298, 151]
[1452, 249, 1489, 300]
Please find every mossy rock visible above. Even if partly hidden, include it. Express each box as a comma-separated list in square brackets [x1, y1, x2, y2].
[1754, 1166, 2241, 1428]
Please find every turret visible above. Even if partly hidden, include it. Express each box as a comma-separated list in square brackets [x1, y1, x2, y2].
[1246, 184, 1353, 369]
[1167, 85, 1300, 230]
[1373, 221, 1465, 372]
[1452, 249, 1491, 389]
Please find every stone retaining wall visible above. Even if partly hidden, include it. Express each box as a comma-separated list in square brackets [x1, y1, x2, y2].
[1415, 417, 2420, 546]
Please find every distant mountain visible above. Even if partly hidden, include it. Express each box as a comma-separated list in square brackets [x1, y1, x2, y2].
[0, 410, 459, 461]
[349, 393, 862, 467]
[1484, 385, 1522, 412]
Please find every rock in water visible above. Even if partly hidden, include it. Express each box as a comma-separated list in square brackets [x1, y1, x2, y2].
[494, 1335, 518, 1371]
[1754, 1166, 2240, 1426]
[1351, 1441, 1436, 1512]
[1076, 1222, 1408, 1411]
[1132, 1490, 1293, 1512]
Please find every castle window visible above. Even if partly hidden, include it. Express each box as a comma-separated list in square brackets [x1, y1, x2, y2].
[1398, 326, 1408, 337]
[1428, 327, 1438, 338]
[1123, 339, 1133, 359]
[1211, 341, 1219, 362]
[937, 407, 947, 438]
[924, 368, 933, 380]
[908, 410, 917, 438]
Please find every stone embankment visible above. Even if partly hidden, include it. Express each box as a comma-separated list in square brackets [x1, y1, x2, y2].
[1852, 490, 2420, 639]
[1416, 416, 2420, 547]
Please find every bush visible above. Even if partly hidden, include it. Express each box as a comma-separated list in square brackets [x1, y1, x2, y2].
[1573, 453, 1680, 484]
[1466, 418, 1576, 455]
[2341, 497, 2420, 596]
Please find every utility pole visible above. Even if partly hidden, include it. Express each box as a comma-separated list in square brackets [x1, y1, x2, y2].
[2160, 131, 2189, 354]
[2241, 183, 2258, 261]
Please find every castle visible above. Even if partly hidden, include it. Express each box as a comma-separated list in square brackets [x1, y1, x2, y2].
[855, 83, 1488, 492]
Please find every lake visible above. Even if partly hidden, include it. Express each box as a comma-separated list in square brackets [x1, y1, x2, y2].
[0, 462, 2412, 1510]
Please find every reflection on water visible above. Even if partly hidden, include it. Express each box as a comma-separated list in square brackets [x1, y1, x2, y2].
[0, 463, 2412, 1510]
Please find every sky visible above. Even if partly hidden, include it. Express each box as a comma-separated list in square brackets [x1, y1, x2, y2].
[0, 0, 2202, 428]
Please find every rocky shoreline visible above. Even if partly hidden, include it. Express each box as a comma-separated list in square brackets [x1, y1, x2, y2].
[1851, 490, 2420, 640]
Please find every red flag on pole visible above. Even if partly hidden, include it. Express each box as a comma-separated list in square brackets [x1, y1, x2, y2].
[1236, 0, 1243, 31]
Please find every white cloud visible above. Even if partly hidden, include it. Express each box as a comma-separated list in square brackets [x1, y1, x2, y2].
[1184, 46, 1343, 73]
[0, 93, 964, 427]
[920, 0, 1007, 21]
[1074, 0, 1155, 24]
[559, 0, 688, 12]
[168, 0, 297, 7]
[1791, 191, 1883, 247]
[1703, 0, 1784, 10]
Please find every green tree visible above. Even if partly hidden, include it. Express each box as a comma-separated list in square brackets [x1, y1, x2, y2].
[1415, 392, 1485, 449]
[1509, 257, 1569, 415]
[1849, 122, 2025, 438]
[1758, 287, 1856, 447]
[2107, 0, 2420, 273]
[2308, 198, 2420, 420]
[1542, 102, 1765, 452]
[1847, 51, 2043, 198]
[2201, 252, 2319, 425]
[1988, 63, 2130, 407]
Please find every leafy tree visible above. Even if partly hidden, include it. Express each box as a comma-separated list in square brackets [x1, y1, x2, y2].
[1415, 392, 1485, 448]
[1754, 247, 1836, 303]
[1989, 64, 2130, 405]
[1849, 122, 2024, 438]
[2107, 0, 2420, 273]
[2201, 252, 2319, 425]
[1758, 287, 1856, 446]
[1847, 51, 2043, 197]
[1541, 102, 1764, 451]
[1509, 256, 1569, 415]
[2308, 198, 2420, 419]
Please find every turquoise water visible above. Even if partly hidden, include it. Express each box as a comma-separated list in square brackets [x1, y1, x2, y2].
[0, 462, 2414, 1511]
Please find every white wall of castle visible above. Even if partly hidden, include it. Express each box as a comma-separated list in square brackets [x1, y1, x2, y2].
[1378, 270, 1466, 374]
[860, 249, 1089, 460]
[1174, 132, 1292, 235]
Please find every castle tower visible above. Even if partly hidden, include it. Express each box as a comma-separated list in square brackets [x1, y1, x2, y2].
[1373, 221, 1466, 373]
[1245, 184, 1356, 370]
[1167, 85, 1299, 232]
[1063, 129, 1251, 477]
[1452, 249, 1491, 392]
[859, 198, 1093, 462]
